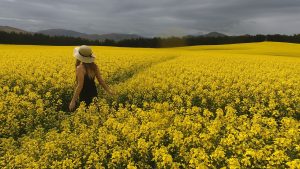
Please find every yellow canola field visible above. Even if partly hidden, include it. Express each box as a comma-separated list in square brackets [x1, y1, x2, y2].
[0, 42, 299, 168]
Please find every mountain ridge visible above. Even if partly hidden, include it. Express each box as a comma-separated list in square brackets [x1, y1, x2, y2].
[37, 28, 142, 41]
[0, 26, 228, 41]
[185, 31, 227, 38]
[0, 26, 30, 34]
[37, 29, 85, 37]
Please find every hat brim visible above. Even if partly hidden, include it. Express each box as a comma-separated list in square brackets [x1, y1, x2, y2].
[73, 47, 96, 63]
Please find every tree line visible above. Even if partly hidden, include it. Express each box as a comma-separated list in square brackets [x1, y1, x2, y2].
[1, 31, 300, 47]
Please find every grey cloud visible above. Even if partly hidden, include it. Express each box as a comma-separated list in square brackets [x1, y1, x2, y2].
[0, 0, 299, 36]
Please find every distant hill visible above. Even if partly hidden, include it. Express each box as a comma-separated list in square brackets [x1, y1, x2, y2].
[0, 26, 29, 34]
[37, 29, 85, 37]
[186, 32, 228, 38]
[1, 26, 227, 41]
[203, 32, 227, 37]
[38, 29, 142, 41]
[94, 33, 141, 41]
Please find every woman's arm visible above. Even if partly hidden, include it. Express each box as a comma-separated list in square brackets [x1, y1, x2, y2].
[71, 67, 85, 103]
[95, 65, 113, 95]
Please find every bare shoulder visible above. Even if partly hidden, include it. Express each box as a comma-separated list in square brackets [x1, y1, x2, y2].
[76, 64, 85, 74]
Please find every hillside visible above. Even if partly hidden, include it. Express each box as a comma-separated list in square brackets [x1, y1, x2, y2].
[0, 26, 29, 34]
[38, 28, 142, 41]
[37, 29, 85, 37]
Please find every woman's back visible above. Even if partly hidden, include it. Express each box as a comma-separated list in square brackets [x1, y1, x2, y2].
[79, 66, 98, 105]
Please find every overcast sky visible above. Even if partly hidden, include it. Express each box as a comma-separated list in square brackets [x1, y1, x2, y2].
[0, 0, 300, 37]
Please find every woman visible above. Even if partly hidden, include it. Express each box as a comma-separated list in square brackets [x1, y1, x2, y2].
[69, 45, 114, 111]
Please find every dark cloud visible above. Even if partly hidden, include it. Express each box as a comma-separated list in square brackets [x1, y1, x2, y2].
[0, 0, 299, 36]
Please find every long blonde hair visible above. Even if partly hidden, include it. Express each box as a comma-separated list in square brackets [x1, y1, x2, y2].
[75, 59, 98, 84]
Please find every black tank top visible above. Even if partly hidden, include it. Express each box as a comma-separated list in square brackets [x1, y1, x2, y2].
[79, 74, 98, 105]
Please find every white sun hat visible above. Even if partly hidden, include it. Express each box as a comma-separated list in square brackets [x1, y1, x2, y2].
[73, 45, 96, 63]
